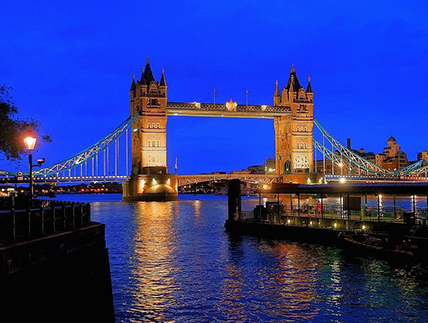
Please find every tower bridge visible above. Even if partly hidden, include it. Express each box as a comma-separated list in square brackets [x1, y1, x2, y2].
[2, 58, 428, 200]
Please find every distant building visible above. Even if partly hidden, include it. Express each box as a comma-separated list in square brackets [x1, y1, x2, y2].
[375, 136, 409, 170]
[246, 158, 276, 174]
[264, 158, 276, 174]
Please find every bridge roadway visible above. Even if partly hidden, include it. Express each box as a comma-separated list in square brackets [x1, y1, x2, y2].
[167, 102, 291, 118]
[0, 174, 282, 185]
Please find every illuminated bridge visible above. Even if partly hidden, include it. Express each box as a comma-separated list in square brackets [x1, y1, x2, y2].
[1, 61, 428, 188]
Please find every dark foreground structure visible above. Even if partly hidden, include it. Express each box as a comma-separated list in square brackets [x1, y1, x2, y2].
[0, 200, 115, 322]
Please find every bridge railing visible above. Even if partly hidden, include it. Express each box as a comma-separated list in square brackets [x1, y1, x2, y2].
[240, 204, 428, 225]
[0, 202, 91, 245]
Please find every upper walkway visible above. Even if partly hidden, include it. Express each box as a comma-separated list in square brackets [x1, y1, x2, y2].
[167, 101, 291, 118]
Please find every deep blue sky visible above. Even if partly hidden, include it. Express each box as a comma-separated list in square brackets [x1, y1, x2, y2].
[1, 1, 428, 174]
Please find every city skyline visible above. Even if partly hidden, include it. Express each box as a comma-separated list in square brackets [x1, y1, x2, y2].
[1, 1, 428, 175]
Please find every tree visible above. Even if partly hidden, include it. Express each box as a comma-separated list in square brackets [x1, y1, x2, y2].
[0, 85, 51, 161]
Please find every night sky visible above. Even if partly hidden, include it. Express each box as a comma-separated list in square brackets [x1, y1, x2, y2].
[1, 1, 428, 174]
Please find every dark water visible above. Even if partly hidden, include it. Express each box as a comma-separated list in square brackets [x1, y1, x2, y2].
[51, 194, 428, 322]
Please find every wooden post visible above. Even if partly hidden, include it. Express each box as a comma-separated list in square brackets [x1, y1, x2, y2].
[364, 194, 368, 218]
[297, 193, 301, 218]
[52, 205, 56, 233]
[11, 209, 16, 241]
[347, 194, 350, 230]
[80, 203, 84, 226]
[62, 205, 66, 230]
[377, 195, 381, 223]
[40, 207, 45, 235]
[87, 203, 91, 224]
[321, 194, 324, 219]
[393, 195, 397, 220]
[72, 203, 76, 228]
[27, 208, 31, 238]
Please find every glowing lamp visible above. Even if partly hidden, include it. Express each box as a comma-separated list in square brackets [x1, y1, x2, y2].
[339, 177, 346, 184]
[24, 135, 37, 151]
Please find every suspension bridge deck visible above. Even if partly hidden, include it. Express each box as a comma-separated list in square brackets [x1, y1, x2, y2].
[167, 102, 291, 118]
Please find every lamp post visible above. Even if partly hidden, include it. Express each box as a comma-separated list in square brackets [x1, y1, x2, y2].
[24, 131, 37, 207]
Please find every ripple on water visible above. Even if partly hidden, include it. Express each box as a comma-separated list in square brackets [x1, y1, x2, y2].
[54, 194, 428, 322]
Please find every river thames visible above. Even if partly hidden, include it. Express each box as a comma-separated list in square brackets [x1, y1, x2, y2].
[51, 194, 428, 322]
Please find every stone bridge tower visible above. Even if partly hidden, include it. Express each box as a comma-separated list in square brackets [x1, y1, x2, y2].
[123, 57, 177, 201]
[273, 66, 314, 182]
[129, 57, 168, 173]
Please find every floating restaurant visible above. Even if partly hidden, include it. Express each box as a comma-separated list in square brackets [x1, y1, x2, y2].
[225, 180, 428, 259]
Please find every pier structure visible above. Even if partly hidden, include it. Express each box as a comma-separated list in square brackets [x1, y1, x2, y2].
[0, 200, 115, 322]
[226, 181, 428, 243]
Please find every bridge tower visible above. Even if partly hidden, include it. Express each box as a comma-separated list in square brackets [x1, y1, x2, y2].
[273, 66, 315, 183]
[122, 57, 178, 201]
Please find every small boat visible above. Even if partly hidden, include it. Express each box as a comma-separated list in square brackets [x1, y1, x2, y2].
[339, 231, 414, 263]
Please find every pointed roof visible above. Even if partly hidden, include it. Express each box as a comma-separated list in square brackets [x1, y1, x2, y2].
[140, 67, 146, 85]
[274, 80, 280, 97]
[144, 55, 155, 85]
[160, 68, 166, 86]
[130, 73, 136, 91]
[285, 64, 301, 92]
[306, 76, 313, 93]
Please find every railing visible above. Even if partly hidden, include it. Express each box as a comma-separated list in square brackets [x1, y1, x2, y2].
[239, 204, 428, 226]
[0, 201, 91, 245]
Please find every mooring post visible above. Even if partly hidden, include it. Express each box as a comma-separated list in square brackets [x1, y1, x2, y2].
[228, 179, 241, 222]
[347, 194, 350, 230]
[393, 195, 397, 220]
[40, 207, 45, 235]
[377, 195, 381, 223]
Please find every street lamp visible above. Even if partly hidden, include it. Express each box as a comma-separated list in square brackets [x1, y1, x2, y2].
[24, 130, 37, 207]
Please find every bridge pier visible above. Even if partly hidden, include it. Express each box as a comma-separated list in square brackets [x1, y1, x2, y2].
[122, 172, 178, 201]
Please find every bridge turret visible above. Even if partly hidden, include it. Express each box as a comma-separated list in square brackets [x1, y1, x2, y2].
[281, 87, 288, 104]
[130, 73, 136, 100]
[306, 76, 313, 101]
[273, 65, 315, 182]
[273, 80, 280, 105]
[124, 58, 177, 201]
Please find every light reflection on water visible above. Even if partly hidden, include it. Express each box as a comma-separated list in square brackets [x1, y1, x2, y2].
[54, 194, 428, 322]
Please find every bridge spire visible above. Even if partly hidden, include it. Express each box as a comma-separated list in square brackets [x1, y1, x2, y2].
[160, 68, 166, 86]
[306, 76, 313, 93]
[273, 80, 280, 105]
[130, 73, 136, 91]
[140, 67, 146, 85]
[144, 56, 155, 85]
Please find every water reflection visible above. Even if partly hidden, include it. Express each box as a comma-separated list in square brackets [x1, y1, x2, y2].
[129, 202, 178, 322]
[50, 194, 428, 322]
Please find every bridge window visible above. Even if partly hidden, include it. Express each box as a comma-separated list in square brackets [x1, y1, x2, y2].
[148, 140, 151, 147]
[152, 123, 156, 128]
[156, 123, 160, 128]
[156, 140, 160, 147]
